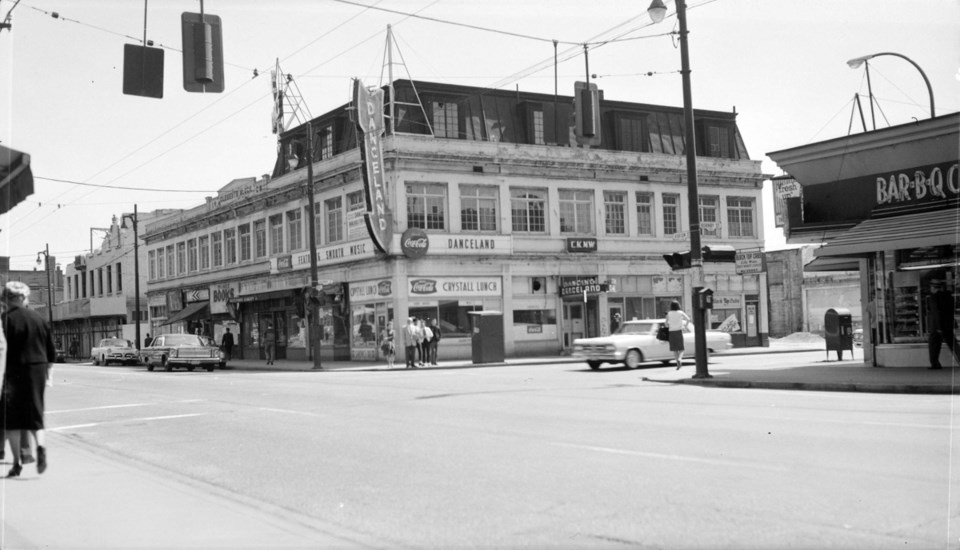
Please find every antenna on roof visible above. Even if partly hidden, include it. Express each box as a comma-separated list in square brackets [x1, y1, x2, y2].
[379, 25, 433, 137]
[271, 59, 312, 136]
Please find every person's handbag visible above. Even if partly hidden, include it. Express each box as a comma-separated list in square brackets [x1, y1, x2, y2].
[656, 325, 670, 341]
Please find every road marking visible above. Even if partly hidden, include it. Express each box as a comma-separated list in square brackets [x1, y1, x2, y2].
[552, 442, 790, 472]
[49, 413, 206, 432]
[48, 400, 204, 415]
[259, 407, 323, 418]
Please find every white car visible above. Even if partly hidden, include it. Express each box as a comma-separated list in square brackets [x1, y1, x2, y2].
[91, 338, 140, 366]
[572, 319, 733, 370]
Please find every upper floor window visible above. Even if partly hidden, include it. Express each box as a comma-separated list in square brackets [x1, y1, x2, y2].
[636, 192, 654, 235]
[224, 228, 237, 265]
[199, 235, 210, 269]
[614, 114, 647, 152]
[165, 245, 174, 277]
[604, 191, 626, 235]
[148, 250, 157, 281]
[532, 111, 545, 145]
[406, 183, 446, 230]
[460, 185, 498, 232]
[187, 238, 198, 272]
[97, 268, 104, 296]
[238, 223, 252, 261]
[663, 193, 681, 235]
[211, 232, 223, 267]
[320, 126, 334, 159]
[325, 197, 344, 243]
[510, 188, 546, 233]
[176, 242, 186, 275]
[106, 265, 113, 293]
[559, 189, 594, 235]
[727, 196, 756, 237]
[269, 214, 284, 254]
[116, 263, 122, 292]
[287, 209, 303, 251]
[254, 219, 267, 258]
[347, 191, 365, 240]
[432, 101, 459, 139]
[699, 195, 720, 237]
[703, 123, 733, 158]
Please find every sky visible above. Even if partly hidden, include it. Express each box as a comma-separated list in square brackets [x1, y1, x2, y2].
[1, 0, 957, 271]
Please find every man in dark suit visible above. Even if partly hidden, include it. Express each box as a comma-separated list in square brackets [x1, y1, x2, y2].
[220, 327, 235, 361]
[1, 281, 55, 477]
[926, 279, 957, 369]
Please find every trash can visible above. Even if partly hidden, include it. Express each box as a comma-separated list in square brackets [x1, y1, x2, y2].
[468, 311, 504, 364]
[824, 307, 854, 360]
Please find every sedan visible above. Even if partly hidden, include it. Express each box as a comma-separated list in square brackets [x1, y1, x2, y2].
[572, 319, 733, 370]
[90, 338, 140, 366]
[141, 333, 222, 372]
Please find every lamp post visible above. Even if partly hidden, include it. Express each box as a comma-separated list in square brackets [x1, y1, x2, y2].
[288, 121, 322, 369]
[36, 244, 54, 328]
[121, 205, 141, 352]
[649, 0, 710, 378]
[847, 52, 936, 130]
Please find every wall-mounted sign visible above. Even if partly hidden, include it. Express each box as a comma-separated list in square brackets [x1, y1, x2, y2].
[566, 238, 598, 253]
[349, 279, 393, 301]
[353, 78, 392, 254]
[559, 276, 604, 297]
[269, 239, 377, 274]
[434, 235, 513, 255]
[185, 288, 210, 303]
[773, 177, 802, 228]
[401, 228, 429, 259]
[210, 282, 239, 315]
[735, 250, 765, 274]
[407, 276, 501, 298]
[276, 255, 293, 271]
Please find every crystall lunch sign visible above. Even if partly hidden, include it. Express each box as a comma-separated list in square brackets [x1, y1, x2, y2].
[407, 277, 502, 298]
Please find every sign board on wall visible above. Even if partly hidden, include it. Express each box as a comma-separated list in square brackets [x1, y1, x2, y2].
[210, 282, 239, 315]
[407, 277, 501, 298]
[735, 250, 765, 274]
[349, 279, 393, 301]
[773, 177, 801, 228]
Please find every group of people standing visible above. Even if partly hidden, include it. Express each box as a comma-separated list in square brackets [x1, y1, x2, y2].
[396, 317, 441, 369]
[0, 281, 54, 478]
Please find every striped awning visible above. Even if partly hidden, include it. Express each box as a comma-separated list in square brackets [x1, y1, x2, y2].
[815, 208, 960, 258]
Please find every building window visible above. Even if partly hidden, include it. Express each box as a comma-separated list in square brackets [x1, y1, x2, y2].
[533, 111, 545, 145]
[116, 263, 122, 292]
[559, 189, 594, 234]
[269, 215, 284, 254]
[325, 197, 344, 243]
[604, 191, 626, 235]
[727, 196, 756, 237]
[286, 209, 303, 251]
[699, 195, 720, 237]
[187, 238, 198, 272]
[176, 242, 186, 275]
[432, 101, 459, 138]
[320, 126, 333, 159]
[224, 228, 237, 264]
[663, 193, 681, 235]
[97, 268, 103, 296]
[460, 185, 498, 232]
[636, 192, 654, 235]
[238, 223, 251, 262]
[510, 188, 546, 233]
[149, 250, 157, 281]
[106, 265, 113, 294]
[615, 115, 647, 152]
[347, 191, 365, 240]
[406, 183, 446, 230]
[199, 235, 210, 269]
[707, 125, 731, 158]
[165, 245, 175, 277]
[254, 219, 267, 258]
[211, 232, 223, 267]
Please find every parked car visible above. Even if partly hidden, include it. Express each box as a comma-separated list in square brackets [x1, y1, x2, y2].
[141, 333, 222, 372]
[90, 338, 140, 366]
[572, 319, 733, 370]
[200, 335, 228, 369]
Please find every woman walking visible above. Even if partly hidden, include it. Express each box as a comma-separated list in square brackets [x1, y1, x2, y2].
[1, 282, 55, 477]
[665, 300, 691, 370]
[380, 326, 396, 368]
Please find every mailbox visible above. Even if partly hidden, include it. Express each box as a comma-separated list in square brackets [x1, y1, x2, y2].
[696, 287, 714, 310]
[824, 307, 854, 360]
[468, 311, 504, 364]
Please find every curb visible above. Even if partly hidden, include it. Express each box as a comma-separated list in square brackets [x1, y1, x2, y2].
[640, 377, 959, 395]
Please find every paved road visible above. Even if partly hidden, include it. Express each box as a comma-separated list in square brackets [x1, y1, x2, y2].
[6, 353, 957, 548]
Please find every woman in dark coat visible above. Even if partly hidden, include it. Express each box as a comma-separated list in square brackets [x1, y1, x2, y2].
[2, 281, 55, 477]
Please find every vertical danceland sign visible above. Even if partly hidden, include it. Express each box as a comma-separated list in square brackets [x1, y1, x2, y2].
[353, 79, 392, 254]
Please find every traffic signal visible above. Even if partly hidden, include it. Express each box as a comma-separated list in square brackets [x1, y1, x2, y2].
[663, 251, 692, 270]
[122, 44, 164, 98]
[181, 12, 224, 93]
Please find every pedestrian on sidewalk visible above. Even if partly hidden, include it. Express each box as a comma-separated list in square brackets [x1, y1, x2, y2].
[403, 318, 418, 368]
[1, 282, 54, 477]
[380, 326, 396, 368]
[418, 320, 432, 367]
[665, 300, 691, 370]
[264, 326, 276, 365]
[221, 327, 235, 362]
[926, 279, 957, 370]
[427, 318, 442, 365]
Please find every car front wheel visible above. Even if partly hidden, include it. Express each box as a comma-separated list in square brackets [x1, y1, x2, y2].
[624, 349, 643, 369]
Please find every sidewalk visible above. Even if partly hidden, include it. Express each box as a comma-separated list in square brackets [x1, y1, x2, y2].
[221, 343, 959, 395]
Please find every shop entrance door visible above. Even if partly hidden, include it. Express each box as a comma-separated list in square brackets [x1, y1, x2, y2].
[259, 312, 287, 360]
[609, 305, 623, 334]
[562, 303, 584, 349]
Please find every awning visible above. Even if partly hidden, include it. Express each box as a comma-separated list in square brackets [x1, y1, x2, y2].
[815, 209, 960, 258]
[0, 144, 35, 215]
[804, 256, 861, 272]
[161, 302, 209, 326]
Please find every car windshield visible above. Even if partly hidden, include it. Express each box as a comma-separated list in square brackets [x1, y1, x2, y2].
[160, 335, 205, 347]
[616, 322, 656, 335]
[100, 339, 131, 347]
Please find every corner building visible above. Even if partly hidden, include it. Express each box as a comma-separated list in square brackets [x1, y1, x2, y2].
[142, 80, 767, 363]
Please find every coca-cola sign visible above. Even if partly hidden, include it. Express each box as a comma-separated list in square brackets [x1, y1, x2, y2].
[401, 228, 429, 259]
[409, 279, 437, 295]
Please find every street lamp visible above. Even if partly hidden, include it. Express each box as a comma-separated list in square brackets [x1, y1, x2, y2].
[648, 0, 710, 378]
[36, 244, 54, 328]
[846, 52, 936, 130]
[287, 121, 322, 369]
[121, 205, 141, 352]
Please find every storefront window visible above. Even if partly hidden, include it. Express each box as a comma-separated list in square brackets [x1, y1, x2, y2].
[513, 309, 556, 327]
[410, 301, 480, 337]
[351, 305, 377, 360]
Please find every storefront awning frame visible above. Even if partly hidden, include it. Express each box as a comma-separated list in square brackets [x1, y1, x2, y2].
[0, 144, 35, 215]
[161, 302, 209, 326]
[814, 208, 960, 258]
